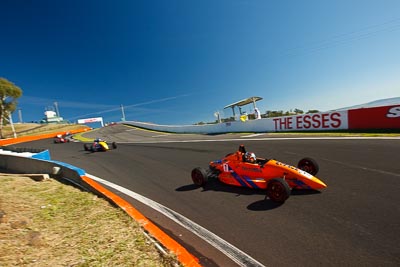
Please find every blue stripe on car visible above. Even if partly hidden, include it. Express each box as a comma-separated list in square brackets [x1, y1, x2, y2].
[290, 179, 311, 189]
[229, 165, 260, 189]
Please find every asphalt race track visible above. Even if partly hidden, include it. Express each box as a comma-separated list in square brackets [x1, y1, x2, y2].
[21, 125, 400, 266]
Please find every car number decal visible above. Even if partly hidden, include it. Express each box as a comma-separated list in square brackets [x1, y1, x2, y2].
[223, 163, 229, 172]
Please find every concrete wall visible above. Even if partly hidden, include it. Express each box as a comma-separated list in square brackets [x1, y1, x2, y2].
[123, 110, 349, 134]
[0, 127, 94, 190]
[0, 151, 91, 192]
[123, 104, 400, 133]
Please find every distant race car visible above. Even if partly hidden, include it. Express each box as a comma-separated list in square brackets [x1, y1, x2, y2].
[54, 134, 70, 143]
[191, 145, 327, 203]
[83, 138, 117, 152]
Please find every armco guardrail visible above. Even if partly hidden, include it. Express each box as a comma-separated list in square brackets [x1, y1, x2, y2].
[0, 127, 94, 191]
[123, 104, 400, 133]
[0, 153, 91, 190]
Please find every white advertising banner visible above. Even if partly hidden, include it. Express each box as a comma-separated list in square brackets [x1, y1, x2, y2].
[270, 111, 348, 131]
[78, 117, 104, 126]
[124, 110, 349, 133]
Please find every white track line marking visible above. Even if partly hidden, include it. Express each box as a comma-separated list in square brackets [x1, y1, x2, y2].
[116, 136, 400, 144]
[285, 151, 400, 177]
[241, 133, 265, 138]
[151, 134, 171, 137]
[86, 174, 266, 267]
[322, 158, 400, 177]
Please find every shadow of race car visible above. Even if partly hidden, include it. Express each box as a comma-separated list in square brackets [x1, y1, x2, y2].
[191, 145, 327, 203]
[83, 138, 117, 152]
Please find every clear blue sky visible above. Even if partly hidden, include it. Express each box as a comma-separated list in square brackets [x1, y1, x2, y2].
[1, 0, 399, 125]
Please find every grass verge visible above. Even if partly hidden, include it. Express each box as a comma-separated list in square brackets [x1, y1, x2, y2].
[0, 124, 181, 266]
[1, 123, 90, 138]
[0, 175, 179, 266]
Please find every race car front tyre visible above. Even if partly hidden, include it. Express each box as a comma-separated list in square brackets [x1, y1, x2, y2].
[191, 167, 208, 186]
[84, 144, 90, 151]
[112, 142, 117, 149]
[298, 157, 319, 175]
[266, 178, 290, 203]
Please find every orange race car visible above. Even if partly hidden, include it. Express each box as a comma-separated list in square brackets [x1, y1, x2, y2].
[191, 145, 327, 203]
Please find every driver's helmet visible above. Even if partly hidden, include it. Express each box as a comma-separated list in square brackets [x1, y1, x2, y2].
[56, 134, 62, 138]
[245, 152, 256, 163]
[94, 138, 102, 142]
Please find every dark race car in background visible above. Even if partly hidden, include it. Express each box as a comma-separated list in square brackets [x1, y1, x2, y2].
[83, 138, 117, 152]
[54, 133, 71, 143]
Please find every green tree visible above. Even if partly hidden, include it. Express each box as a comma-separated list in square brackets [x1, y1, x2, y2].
[294, 108, 304, 114]
[0, 78, 23, 138]
[265, 110, 284, 117]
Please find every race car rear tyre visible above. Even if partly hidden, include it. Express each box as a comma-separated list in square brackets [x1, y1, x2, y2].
[298, 157, 319, 175]
[266, 178, 290, 203]
[191, 167, 208, 186]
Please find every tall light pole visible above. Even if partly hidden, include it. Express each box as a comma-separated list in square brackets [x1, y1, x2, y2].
[121, 104, 126, 121]
[54, 102, 60, 117]
[8, 113, 17, 138]
[18, 109, 23, 123]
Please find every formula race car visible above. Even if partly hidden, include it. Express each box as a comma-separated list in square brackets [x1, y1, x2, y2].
[191, 145, 327, 203]
[83, 138, 117, 152]
[54, 133, 71, 143]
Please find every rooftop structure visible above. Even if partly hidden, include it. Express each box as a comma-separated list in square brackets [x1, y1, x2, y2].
[224, 96, 263, 119]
